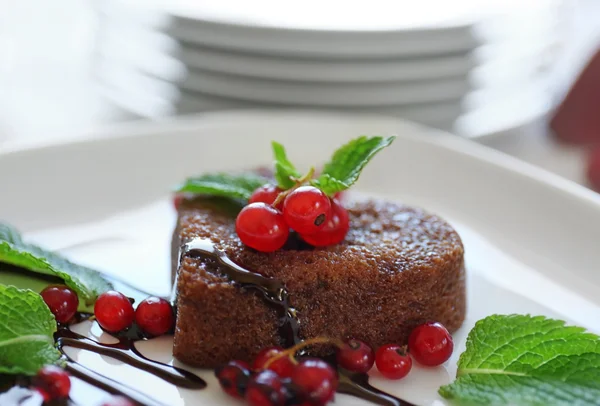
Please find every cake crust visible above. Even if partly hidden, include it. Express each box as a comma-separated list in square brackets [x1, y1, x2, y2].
[172, 197, 466, 368]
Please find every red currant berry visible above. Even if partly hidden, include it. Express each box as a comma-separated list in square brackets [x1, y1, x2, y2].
[301, 199, 349, 247]
[249, 184, 283, 207]
[252, 347, 295, 378]
[291, 358, 337, 405]
[408, 322, 454, 366]
[94, 291, 135, 333]
[375, 344, 412, 380]
[35, 365, 71, 400]
[336, 338, 374, 373]
[283, 186, 331, 235]
[216, 360, 251, 399]
[245, 369, 286, 406]
[134, 296, 174, 337]
[40, 285, 79, 323]
[101, 396, 135, 406]
[236, 203, 289, 252]
[173, 194, 185, 210]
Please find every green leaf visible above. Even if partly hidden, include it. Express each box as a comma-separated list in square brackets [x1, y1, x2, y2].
[312, 136, 395, 195]
[0, 223, 112, 307]
[0, 285, 62, 375]
[439, 314, 600, 405]
[272, 142, 301, 190]
[176, 172, 268, 201]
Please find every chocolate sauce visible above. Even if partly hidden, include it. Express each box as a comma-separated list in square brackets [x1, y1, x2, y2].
[54, 324, 206, 406]
[181, 238, 416, 406]
[181, 238, 302, 347]
[338, 370, 415, 406]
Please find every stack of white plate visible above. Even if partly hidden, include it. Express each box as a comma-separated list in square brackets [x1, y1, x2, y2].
[94, 0, 566, 135]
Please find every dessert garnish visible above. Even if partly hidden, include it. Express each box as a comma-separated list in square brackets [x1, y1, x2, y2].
[176, 136, 396, 252]
[0, 223, 113, 308]
[439, 314, 600, 404]
[214, 325, 453, 405]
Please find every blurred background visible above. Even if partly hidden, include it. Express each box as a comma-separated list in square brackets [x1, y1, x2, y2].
[1, 0, 599, 184]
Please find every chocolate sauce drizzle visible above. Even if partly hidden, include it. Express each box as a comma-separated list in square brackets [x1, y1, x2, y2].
[181, 238, 301, 348]
[182, 238, 415, 406]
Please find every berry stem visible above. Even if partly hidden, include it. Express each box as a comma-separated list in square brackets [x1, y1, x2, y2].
[263, 336, 344, 369]
[272, 166, 316, 207]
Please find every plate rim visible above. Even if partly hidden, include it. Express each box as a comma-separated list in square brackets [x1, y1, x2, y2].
[2, 110, 598, 210]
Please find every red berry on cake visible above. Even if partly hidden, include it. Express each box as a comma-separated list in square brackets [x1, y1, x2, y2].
[283, 186, 331, 235]
[236, 203, 289, 252]
[301, 199, 349, 247]
[135, 296, 174, 337]
[249, 184, 283, 207]
[94, 291, 135, 333]
[408, 322, 453, 366]
[40, 285, 79, 324]
[336, 338, 374, 373]
[375, 344, 412, 380]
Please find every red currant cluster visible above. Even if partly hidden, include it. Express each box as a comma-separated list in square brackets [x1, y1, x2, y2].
[41, 285, 175, 337]
[216, 322, 453, 406]
[32, 365, 133, 405]
[38, 285, 175, 404]
[236, 184, 349, 252]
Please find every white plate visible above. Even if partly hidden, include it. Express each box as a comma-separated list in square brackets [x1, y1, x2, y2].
[2, 111, 600, 406]
[98, 0, 480, 58]
[163, 68, 471, 106]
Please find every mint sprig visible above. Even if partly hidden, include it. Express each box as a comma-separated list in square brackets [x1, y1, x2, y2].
[176, 173, 268, 201]
[311, 136, 395, 196]
[272, 142, 301, 190]
[0, 285, 62, 375]
[176, 136, 396, 201]
[0, 224, 112, 307]
[439, 314, 600, 405]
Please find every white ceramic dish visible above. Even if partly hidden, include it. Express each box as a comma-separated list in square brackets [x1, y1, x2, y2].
[165, 69, 471, 106]
[98, 0, 479, 58]
[2, 111, 600, 406]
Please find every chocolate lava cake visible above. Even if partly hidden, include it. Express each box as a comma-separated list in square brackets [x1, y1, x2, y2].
[172, 196, 465, 368]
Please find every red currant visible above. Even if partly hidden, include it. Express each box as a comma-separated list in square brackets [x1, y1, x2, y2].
[252, 347, 295, 378]
[134, 296, 174, 337]
[375, 344, 412, 380]
[216, 360, 251, 399]
[249, 184, 283, 207]
[291, 358, 337, 406]
[236, 203, 289, 252]
[34, 365, 71, 400]
[336, 339, 374, 373]
[408, 322, 454, 366]
[245, 369, 286, 406]
[173, 194, 185, 210]
[283, 186, 331, 235]
[101, 396, 135, 406]
[301, 199, 349, 247]
[94, 291, 135, 333]
[40, 285, 79, 324]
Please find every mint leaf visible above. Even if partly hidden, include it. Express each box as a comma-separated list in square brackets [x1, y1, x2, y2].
[176, 173, 268, 201]
[312, 136, 395, 195]
[0, 223, 112, 307]
[439, 314, 600, 405]
[0, 285, 62, 375]
[272, 142, 301, 189]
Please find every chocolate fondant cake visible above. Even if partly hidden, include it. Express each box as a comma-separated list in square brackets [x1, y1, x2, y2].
[172, 196, 465, 368]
